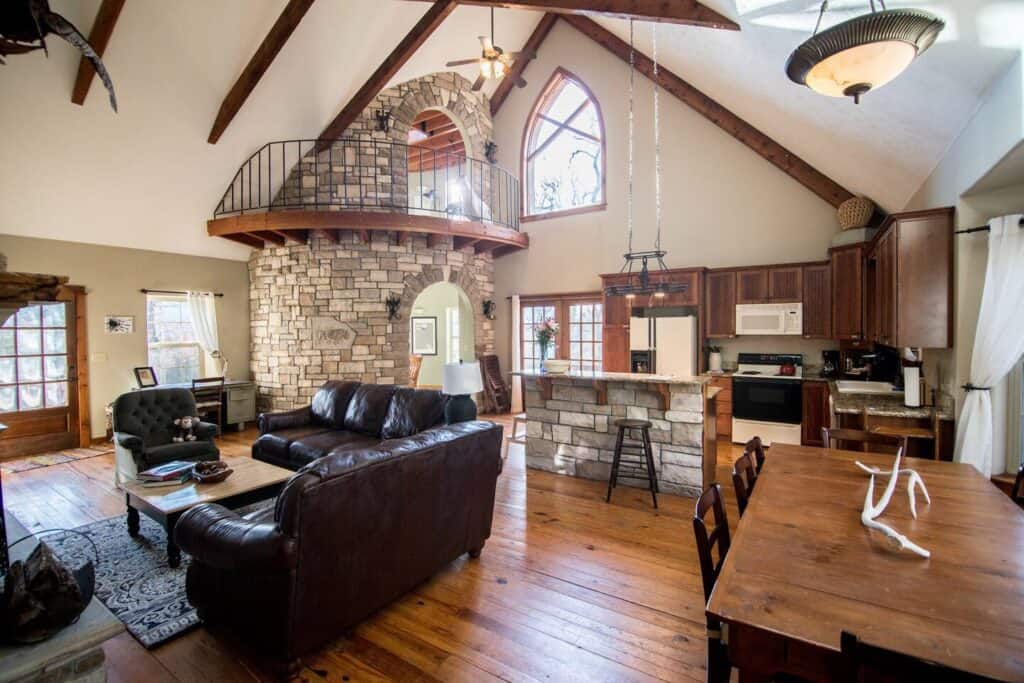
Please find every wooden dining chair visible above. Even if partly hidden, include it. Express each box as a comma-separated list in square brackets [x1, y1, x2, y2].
[191, 377, 225, 426]
[840, 631, 997, 682]
[1013, 464, 1024, 508]
[693, 484, 732, 683]
[409, 355, 423, 387]
[821, 427, 907, 455]
[745, 436, 766, 473]
[732, 452, 758, 517]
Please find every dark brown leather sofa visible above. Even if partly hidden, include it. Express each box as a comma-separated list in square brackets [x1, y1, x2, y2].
[174, 381, 503, 667]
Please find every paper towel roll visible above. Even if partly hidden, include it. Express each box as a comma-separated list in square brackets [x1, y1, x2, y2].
[904, 366, 921, 408]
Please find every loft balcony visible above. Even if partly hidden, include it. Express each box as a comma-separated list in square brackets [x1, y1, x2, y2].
[208, 138, 527, 256]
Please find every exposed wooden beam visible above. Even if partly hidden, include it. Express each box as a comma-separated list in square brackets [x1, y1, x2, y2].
[401, 0, 737, 29]
[208, 0, 317, 144]
[316, 0, 457, 151]
[560, 15, 854, 208]
[71, 0, 126, 107]
[427, 233, 445, 248]
[277, 229, 309, 244]
[359, 229, 371, 243]
[318, 229, 340, 244]
[454, 236, 481, 250]
[254, 230, 286, 246]
[222, 233, 264, 249]
[491, 13, 558, 116]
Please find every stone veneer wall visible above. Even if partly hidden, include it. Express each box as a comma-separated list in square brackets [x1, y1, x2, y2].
[249, 232, 495, 411]
[523, 377, 707, 497]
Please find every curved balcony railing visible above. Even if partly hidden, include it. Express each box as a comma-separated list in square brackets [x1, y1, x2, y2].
[213, 138, 520, 231]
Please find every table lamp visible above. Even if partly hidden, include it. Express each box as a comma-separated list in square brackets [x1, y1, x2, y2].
[443, 361, 483, 423]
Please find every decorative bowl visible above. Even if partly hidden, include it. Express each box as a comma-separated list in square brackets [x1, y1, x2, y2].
[543, 359, 571, 374]
[192, 461, 233, 484]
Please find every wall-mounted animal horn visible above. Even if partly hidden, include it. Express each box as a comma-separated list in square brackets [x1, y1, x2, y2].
[0, 0, 118, 111]
[385, 293, 401, 321]
[482, 299, 496, 320]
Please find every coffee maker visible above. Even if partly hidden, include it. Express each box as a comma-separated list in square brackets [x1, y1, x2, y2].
[821, 350, 840, 378]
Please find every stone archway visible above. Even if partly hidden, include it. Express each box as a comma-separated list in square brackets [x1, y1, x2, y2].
[385, 73, 492, 159]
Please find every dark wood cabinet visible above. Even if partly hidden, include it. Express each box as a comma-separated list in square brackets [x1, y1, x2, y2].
[705, 270, 736, 338]
[801, 381, 829, 447]
[830, 244, 864, 341]
[736, 269, 768, 304]
[801, 263, 831, 338]
[768, 267, 802, 301]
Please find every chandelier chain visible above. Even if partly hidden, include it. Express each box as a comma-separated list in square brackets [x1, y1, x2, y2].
[627, 20, 635, 255]
[652, 23, 662, 253]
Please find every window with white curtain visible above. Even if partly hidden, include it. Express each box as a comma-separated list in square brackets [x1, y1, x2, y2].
[146, 295, 201, 384]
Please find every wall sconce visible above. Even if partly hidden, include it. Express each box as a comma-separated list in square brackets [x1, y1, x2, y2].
[375, 109, 392, 133]
[385, 293, 401, 320]
[484, 141, 498, 164]
[482, 299, 496, 320]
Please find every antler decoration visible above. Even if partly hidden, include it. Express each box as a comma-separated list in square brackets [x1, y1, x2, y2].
[857, 449, 931, 558]
[0, 0, 118, 111]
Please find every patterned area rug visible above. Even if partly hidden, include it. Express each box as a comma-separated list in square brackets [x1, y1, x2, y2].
[1, 445, 113, 474]
[44, 501, 273, 648]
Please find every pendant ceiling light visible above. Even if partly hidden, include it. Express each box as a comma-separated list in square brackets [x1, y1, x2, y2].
[786, 1, 944, 104]
[605, 23, 687, 301]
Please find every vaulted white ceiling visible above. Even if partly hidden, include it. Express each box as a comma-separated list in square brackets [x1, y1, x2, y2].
[0, 0, 1020, 259]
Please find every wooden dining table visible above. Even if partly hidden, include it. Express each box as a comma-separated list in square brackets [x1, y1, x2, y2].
[706, 443, 1024, 682]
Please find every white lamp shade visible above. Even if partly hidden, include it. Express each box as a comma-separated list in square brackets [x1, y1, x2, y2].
[443, 361, 483, 395]
[805, 40, 916, 98]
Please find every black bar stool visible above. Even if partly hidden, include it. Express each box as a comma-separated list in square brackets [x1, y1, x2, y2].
[605, 418, 659, 508]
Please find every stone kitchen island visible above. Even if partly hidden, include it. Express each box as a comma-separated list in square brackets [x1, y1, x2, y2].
[513, 371, 718, 498]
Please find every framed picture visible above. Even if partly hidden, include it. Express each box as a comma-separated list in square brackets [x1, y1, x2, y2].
[410, 317, 437, 356]
[104, 315, 134, 334]
[134, 366, 158, 388]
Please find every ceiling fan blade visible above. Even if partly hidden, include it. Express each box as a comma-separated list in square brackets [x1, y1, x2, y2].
[472, 74, 486, 91]
[446, 58, 480, 66]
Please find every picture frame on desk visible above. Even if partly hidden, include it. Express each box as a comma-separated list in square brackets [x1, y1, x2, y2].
[134, 366, 158, 388]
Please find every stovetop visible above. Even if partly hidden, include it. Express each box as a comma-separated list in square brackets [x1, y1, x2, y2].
[734, 352, 803, 380]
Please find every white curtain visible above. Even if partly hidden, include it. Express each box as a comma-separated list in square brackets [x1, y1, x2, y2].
[186, 291, 225, 377]
[511, 294, 523, 414]
[954, 214, 1024, 477]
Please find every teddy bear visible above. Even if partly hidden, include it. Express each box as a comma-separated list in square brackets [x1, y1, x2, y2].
[172, 416, 201, 442]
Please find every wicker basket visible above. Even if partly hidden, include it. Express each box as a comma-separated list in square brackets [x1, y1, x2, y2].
[838, 196, 875, 230]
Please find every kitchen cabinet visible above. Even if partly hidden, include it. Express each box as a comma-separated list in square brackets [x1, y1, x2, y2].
[768, 267, 802, 302]
[709, 375, 732, 440]
[830, 244, 865, 341]
[602, 292, 630, 372]
[867, 208, 954, 348]
[801, 381, 829, 447]
[801, 263, 831, 338]
[736, 269, 768, 304]
[705, 270, 736, 338]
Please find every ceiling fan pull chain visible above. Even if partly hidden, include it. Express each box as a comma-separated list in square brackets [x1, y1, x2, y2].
[627, 19, 635, 255]
[652, 22, 662, 253]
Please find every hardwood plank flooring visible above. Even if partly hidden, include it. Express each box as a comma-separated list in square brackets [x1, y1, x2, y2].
[2, 417, 747, 682]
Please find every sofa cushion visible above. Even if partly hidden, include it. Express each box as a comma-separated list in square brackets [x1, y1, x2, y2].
[145, 440, 219, 466]
[381, 388, 447, 440]
[343, 384, 398, 436]
[288, 431, 379, 467]
[310, 381, 361, 429]
[256, 426, 335, 464]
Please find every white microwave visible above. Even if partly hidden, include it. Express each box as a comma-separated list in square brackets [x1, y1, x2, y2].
[735, 303, 803, 336]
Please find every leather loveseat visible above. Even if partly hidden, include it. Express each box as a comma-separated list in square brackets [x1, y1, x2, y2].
[174, 382, 503, 666]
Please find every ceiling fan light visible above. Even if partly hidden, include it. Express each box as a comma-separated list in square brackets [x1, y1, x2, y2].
[480, 58, 506, 80]
[787, 8, 944, 103]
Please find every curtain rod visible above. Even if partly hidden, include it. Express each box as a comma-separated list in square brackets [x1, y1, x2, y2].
[956, 216, 1024, 234]
[140, 288, 224, 297]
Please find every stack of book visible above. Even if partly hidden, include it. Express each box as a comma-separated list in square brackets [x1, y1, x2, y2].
[137, 461, 194, 488]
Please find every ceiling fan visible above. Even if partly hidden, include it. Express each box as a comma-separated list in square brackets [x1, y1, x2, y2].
[445, 8, 534, 92]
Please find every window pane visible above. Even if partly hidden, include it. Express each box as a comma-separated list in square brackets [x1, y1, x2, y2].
[18, 356, 42, 382]
[44, 329, 66, 354]
[582, 325, 593, 342]
[42, 304, 66, 328]
[16, 306, 41, 328]
[546, 81, 587, 121]
[45, 356, 67, 380]
[0, 330, 13, 356]
[570, 306, 580, 323]
[0, 386, 15, 412]
[45, 382, 68, 407]
[19, 383, 42, 410]
[570, 342, 580, 359]
[595, 306, 603, 323]
[583, 345, 593, 360]
[570, 325, 581, 341]
[17, 329, 41, 354]
[581, 305, 593, 323]
[0, 358, 14, 384]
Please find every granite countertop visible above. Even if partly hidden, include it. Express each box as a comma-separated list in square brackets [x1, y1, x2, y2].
[513, 370, 708, 385]
[830, 382, 955, 420]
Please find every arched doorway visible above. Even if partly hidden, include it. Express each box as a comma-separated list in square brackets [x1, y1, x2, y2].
[406, 109, 490, 221]
[408, 281, 475, 388]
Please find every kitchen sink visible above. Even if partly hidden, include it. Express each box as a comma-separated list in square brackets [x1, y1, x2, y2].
[834, 380, 902, 395]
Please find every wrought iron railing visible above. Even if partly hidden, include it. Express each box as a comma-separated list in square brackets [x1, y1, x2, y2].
[213, 138, 520, 231]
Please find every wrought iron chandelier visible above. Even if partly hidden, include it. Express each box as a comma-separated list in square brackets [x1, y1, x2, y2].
[786, 1, 944, 104]
[604, 22, 688, 300]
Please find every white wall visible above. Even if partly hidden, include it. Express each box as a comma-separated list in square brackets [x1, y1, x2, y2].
[411, 282, 474, 387]
[490, 20, 840, 374]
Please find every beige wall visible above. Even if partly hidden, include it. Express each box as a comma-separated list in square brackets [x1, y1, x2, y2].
[490, 21, 840, 373]
[411, 281, 475, 387]
[0, 234, 250, 439]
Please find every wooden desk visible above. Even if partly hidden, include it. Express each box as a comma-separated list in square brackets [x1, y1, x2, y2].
[138, 379, 257, 429]
[707, 443, 1024, 682]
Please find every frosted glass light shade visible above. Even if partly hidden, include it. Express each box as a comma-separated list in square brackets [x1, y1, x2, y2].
[805, 40, 916, 98]
[443, 361, 483, 395]
[480, 59, 507, 80]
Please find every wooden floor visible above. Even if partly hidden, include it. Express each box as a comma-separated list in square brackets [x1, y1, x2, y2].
[3, 416, 747, 682]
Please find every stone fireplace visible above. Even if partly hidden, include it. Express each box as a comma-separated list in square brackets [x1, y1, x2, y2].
[249, 232, 495, 411]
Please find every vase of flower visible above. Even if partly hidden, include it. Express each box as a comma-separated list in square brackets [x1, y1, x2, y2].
[535, 318, 559, 371]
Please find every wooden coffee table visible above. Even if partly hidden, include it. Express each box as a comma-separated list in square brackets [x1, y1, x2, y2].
[121, 456, 293, 568]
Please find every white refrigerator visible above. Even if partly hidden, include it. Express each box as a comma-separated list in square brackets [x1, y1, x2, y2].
[629, 315, 697, 377]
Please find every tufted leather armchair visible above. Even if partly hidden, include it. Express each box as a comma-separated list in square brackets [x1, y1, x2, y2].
[112, 387, 219, 485]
